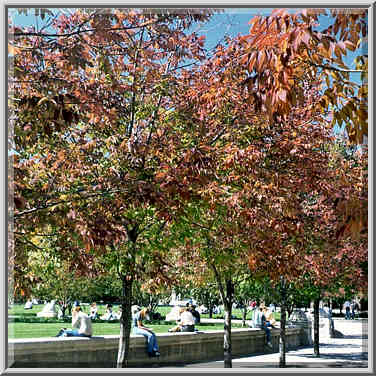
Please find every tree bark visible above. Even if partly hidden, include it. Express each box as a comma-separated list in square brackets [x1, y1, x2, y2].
[242, 306, 247, 327]
[279, 277, 287, 368]
[210, 261, 234, 368]
[223, 279, 234, 368]
[313, 297, 320, 357]
[116, 275, 133, 368]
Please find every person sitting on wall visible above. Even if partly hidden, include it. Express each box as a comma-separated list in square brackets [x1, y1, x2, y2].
[259, 303, 273, 348]
[188, 304, 201, 324]
[133, 307, 160, 357]
[168, 307, 196, 332]
[250, 303, 272, 348]
[55, 304, 92, 338]
[262, 306, 277, 328]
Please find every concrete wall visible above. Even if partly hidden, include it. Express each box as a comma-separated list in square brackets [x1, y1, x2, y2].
[9, 327, 306, 368]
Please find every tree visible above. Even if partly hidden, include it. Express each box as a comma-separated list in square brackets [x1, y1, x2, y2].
[9, 8, 215, 367]
[298, 140, 368, 356]
[9, 8, 368, 369]
[171, 34, 344, 364]
[169, 202, 255, 368]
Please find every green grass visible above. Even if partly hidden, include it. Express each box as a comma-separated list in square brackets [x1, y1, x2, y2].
[8, 303, 280, 339]
[8, 321, 241, 339]
[9, 303, 256, 320]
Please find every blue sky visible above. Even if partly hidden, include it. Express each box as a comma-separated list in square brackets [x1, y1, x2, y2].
[9, 7, 366, 75]
[8, 7, 367, 140]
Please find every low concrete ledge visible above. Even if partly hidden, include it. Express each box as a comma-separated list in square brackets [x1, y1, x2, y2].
[9, 327, 306, 368]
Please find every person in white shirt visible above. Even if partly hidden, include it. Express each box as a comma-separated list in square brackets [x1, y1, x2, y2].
[89, 302, 98, 320]
[251, 305, 263, 328]
[56, 305, 92, 337]
[168, 308, 196, 332]
[343, 300, 351, 320]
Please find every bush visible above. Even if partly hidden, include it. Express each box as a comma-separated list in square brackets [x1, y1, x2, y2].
[8, 316, 126, 324]
[9, 317, 72, 323]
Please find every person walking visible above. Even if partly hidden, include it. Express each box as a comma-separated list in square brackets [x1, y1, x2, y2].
[350, 301, 357, 320]
[133, 307, 160, 357]
[343, 300, 351, 320]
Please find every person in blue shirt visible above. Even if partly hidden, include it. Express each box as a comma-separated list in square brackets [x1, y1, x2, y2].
[133, 307, 160, 357]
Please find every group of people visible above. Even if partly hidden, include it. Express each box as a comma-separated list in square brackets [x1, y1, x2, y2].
[23, 298, 39, 309]
[89, 303, 122, 321]
[249, 302, 276, 348]
[343, 300, 359, 320]
[51, 300, 277, 357]
[168, 303, 200, 333]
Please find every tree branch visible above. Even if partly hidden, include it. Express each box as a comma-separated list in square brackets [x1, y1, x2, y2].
[14, 231, 58, 237]
[13, 188, 126, 219]
[309, 62, 366, 74]
[209, 116, 238, 145]
[12, 21, 159, 38]
[127, 26, 145, 137]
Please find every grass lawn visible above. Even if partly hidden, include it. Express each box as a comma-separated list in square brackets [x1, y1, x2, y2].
[9, 303, 280, 320]
[8, 321, 242, 339]
[8, 303, 280, 339]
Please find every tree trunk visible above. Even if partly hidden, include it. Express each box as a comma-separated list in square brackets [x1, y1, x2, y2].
[242, 306, 247, 327]
[313, 298, 320, 357]
[223, 280, 234, 368]
[61, 304, 67, 318]
[210, 261, 233, 368]
[116, 275, 133, 368]
[287, 304, 294, 319]
[279, 277, 287, 368]
[209, 306, 213, 318]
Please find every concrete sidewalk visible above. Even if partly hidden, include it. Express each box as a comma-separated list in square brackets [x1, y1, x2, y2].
[163, 319, 369, 369]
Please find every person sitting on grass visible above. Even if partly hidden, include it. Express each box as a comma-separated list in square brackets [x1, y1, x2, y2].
[133, 307, 160, 357]
[114, 307, 122, 320]
[56, 305, 92, 338]
[100, 304, 115, 321]
[89, 302, 98, 320]
[24, 300, 33, 310]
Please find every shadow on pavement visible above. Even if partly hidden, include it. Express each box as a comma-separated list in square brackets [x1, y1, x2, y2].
[292, 352, 368, 361]
[166, 361, 368, 368]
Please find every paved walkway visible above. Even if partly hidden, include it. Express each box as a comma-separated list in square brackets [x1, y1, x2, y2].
[164, 319, 369, 369]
